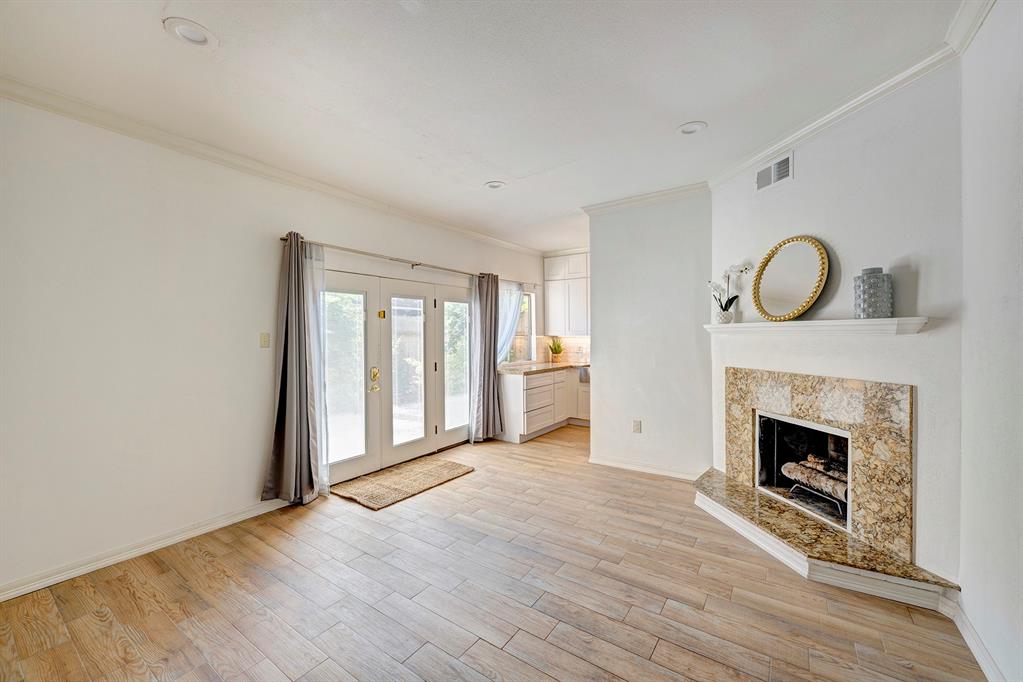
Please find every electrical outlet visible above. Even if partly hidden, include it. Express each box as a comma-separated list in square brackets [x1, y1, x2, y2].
[632, 419, 642, 434]
[259, 332, 271, 348]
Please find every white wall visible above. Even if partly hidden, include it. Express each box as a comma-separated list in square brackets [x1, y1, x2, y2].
[710, 62, 963, 580]
[959, 2, 1023, 678]
[0, 99, 541, 592]
[587, 188, 711, 479]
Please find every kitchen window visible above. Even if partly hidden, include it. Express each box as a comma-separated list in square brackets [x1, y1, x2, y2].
[500, 292, 535, 363]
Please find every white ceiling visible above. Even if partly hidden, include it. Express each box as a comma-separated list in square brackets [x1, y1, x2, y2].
[0, 1, 961, 252]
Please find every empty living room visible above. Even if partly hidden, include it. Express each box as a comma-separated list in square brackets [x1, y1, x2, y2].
[1, 1, 1020, 680]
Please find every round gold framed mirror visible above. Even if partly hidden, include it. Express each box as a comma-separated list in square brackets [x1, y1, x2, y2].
[751, 236, 829, 321]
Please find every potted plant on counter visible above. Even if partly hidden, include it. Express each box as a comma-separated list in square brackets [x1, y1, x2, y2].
[548, 337, 564, 363]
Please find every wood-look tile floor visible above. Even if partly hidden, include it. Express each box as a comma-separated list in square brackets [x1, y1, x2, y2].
[1, 426, 984, 682]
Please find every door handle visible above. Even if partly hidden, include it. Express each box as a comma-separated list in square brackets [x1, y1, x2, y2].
[369, 366, 381, 392]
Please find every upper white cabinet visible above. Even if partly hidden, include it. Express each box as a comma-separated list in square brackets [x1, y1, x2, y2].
[545, 279, 569, 335]
[567, 278, 588, 336]
[545, 253, 587, 280]
[565, 253, 587, 278]
[544, 252, 590, 336]
[545, 256, 568, 280]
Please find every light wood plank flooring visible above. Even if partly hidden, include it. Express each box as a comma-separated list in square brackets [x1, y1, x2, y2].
[1, 426, 983, 681]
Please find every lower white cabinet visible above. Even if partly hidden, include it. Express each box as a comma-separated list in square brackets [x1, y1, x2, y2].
[554, 380, 570, 422]
[497, 368, 589, 443]
[578, 384, 591, 419]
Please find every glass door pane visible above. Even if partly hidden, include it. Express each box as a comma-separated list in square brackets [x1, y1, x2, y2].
[324, 291, 367, 462]
[391, 296, 425, 446]
[443, 301, 469, 430]
[324, 271, 381, 484]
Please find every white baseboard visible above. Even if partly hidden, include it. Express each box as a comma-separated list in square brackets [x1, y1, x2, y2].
[0, 499, 289, 602]
[588, 457, 703, 481]
[938, 594, 1007, 682]
[806, 559, 945, 610]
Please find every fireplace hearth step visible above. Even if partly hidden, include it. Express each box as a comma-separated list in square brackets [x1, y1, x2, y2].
[694, 468, 958, 611]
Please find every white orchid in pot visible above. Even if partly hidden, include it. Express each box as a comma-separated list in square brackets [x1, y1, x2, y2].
[708, 263, 752, 324]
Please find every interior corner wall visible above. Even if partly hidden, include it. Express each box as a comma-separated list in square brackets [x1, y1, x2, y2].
[709, 61, 963, 581]
[588, 189, 712, 479]
[0, 99, 542, 592]
[959, 1, 1023, 678]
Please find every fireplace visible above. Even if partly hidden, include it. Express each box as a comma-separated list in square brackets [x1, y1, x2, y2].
[756, 411, 851, 530]
[696, 368, 955, 609]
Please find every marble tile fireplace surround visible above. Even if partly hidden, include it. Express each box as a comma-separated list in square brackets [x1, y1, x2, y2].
[695, 366, 958, 609]
[727, 367, 913, 559]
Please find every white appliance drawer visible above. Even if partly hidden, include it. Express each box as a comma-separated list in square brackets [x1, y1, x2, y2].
[524, 372, 554, 389]
[524, 405, 555, 434]
[524, 385, 554, 412]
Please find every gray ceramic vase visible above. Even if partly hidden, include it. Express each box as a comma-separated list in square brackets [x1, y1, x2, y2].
[854, 267, 894, 319]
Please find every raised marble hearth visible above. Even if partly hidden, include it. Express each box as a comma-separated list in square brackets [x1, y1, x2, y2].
[695, 469, 958, 609]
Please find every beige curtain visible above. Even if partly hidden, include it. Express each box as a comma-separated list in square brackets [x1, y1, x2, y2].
[469, 273, 504, 442]
[262, 232, 327, 504]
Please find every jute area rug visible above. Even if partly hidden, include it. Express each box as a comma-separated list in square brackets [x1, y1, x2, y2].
[330, 455, 473, 510]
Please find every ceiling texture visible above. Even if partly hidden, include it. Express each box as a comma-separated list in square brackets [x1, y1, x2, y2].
[1, 0, 962, 252]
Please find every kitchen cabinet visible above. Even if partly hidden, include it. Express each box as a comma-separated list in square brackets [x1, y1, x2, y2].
[544, 252, 590, 336]
[496, 368, 589, 443]
[578, 384, 591, 419]
[567, 278, 588, 336]
[544, 253, 587, 280]
[554, 379, 571, 422]
[545, 279, 568, 335]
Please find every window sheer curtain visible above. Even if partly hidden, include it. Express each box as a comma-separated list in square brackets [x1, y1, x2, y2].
[262, 231, 329, 504]
[496, 281, 523, 363]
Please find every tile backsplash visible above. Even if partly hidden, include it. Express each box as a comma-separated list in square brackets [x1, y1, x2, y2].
[538, 336, 590, 363]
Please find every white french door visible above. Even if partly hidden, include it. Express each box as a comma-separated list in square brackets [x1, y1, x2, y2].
[380, 279, 435, 467]
[434, 285, 471, 450]
[323, 272, 470, 484]
[323, 273, 382, 483]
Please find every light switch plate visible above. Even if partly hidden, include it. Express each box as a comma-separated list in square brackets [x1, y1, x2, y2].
[632, 419, 642, 433]
[259, 332, 271, 348]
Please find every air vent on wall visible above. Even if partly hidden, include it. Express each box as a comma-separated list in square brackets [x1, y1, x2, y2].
[756, 152, 793, 191]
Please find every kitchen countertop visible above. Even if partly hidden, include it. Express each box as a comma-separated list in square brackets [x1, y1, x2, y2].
[497, 362, 589, 376]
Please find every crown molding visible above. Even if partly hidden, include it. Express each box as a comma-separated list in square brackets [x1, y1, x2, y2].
[542, 246, 589, 257]
[945, 0, 996, 53]
[582, 181, 709, 217]
[708, 45, 956, 187]
[0, 76, 540, 256]
[709, 0, 996, 189]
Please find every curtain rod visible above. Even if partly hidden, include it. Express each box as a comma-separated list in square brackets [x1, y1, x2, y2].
[280, 235, 538, 287]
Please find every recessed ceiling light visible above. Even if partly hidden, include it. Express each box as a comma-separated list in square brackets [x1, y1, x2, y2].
[484, 180, 507, 189]
[677, 121, 708, 135]
[163, 17, 217, 48]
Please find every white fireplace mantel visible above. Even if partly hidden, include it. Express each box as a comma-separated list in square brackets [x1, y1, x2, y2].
[703, 317, 928, 336]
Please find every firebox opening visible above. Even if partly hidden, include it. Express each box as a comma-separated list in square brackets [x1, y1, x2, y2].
[756, 411, 851, 530]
